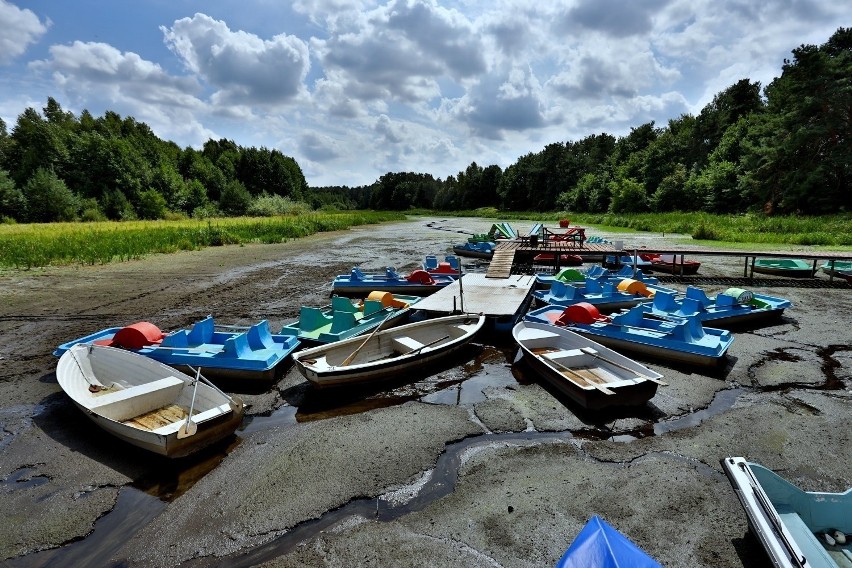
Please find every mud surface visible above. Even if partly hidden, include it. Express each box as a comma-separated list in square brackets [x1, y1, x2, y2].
[1, 216, 850, 567]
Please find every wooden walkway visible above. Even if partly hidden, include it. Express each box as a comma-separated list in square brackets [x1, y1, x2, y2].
[486, 249, 515, 278]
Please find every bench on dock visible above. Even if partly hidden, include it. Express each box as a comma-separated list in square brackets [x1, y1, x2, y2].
[88, 376, 185, 422]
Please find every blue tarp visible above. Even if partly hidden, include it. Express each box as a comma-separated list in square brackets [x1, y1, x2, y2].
[556, 516, 661, 568]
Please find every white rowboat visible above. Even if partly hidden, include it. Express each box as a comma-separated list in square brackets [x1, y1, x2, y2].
[293, 313, 486, 388]
[57, 344, 244, 457]
[513, 321, 665, 409]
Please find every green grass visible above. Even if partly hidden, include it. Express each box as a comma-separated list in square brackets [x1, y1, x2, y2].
[410, 209, 852, 248]
[0, 211, 405, 269]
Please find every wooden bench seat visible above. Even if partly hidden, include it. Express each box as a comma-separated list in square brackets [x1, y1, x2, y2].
[150, 403, 232, 435]
[392, 335, 424, 353]
[89, 376, 185, 422]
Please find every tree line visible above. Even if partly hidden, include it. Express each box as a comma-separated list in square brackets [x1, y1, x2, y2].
[1, 28, 848, 223]
[0, 102, 308, 222]
[321, 27, 851, 216]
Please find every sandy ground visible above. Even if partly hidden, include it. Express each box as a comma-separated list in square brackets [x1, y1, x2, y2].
[0, 216, 850, 567]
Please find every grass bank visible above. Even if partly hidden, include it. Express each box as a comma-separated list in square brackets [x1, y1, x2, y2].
[0, 211, 405, 269]
[411, 209, 852, 248]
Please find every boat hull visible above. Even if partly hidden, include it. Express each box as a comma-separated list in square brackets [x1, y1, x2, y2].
[568, 331, 725, 368]
[57, 345, 244, 457]
[514, 322, 661, 409]
[452, 246, 494, 260]
[293, 314, 486, 388]
[753, 259, 815, 278]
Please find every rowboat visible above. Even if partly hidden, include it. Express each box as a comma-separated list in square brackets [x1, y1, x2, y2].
[525, 302, 734, 367]
[513, 322, 664, 409]
[292, 313, 486, 388]
[57, 344, 244, 457]
[721, 457, 851, 568]
[753, 258, 815, 278]
[423, 254, 461, 277]
[452, 241, 495, 259]
[641, 287, 792, 328]
[820, 260, 852, 277]
[533, 277, 672, 312]
[53, 316, 300, 387]
[557, 516, 662, 568]
[279, 291, 420, 344]
[331, 266, 455, 296]
[640, 253, 701, 275]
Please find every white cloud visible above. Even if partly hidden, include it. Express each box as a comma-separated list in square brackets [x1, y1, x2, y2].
[0, 0, 49, 64]
[161, 13, 310, 106]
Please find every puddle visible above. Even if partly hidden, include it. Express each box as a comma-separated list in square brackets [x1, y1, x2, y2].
[653, 388, 743, 435]
[2, 467, 50, 490]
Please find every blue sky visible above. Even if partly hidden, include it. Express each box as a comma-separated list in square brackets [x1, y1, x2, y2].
[0, 0, 847, 187]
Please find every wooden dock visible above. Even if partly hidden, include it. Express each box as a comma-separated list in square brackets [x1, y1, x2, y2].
[413, 273, 536, 317]
[486, 249, 515, 278]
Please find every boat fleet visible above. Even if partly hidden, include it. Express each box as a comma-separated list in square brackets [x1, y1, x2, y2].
[48, 222, 850, 565]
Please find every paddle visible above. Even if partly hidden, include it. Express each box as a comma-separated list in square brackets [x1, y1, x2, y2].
[185, 365, 244, 412]
[542, 354, 614, 395]
[402, 335, 450, 356]
[178, 366, 201, 439]
[341, 311, 395, 366]
[579, 347, 667, 385]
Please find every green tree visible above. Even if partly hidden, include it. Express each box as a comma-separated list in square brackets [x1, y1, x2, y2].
[219, 180, 252, 215]
[136, 188, 168, 219]
[0, 169, 26, 220]
[22, 168, 79, 222]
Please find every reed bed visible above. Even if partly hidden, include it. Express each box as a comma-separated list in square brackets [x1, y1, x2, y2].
[0, 212, 404, 269]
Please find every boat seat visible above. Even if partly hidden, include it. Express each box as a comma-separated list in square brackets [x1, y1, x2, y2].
[392, 336, 424, 353]
[542, 349, 585, 361]
[776, 510, 837, 567]
[88, 376, 185, 422]
[149, 402, 232, 435]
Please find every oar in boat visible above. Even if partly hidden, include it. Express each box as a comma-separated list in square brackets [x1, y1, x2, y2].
[403, 335, 450, 355]
[186, 365, 244, 412]
[341, 311, 396, 366]
[543, 354, 614, 395]
[579, 347, 667, 385]
[178, 366, 201, 438]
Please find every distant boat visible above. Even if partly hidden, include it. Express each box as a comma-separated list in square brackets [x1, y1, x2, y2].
[453, 241, 495, 259]
[292, 314, 486, 388]
[57, 344, 244, 457]
[556, 515, 662, 568]
[279, 292, 420, 344]
[820, 260, 852, 277]
[640, 253, 701, 275]
[532, 252, 583, 266]
[604, 254, 654, 270]
[641, 287, 792, 328]
[513, 322, 664, 409]
[533, 277, 673, 312]
[525, 302, 734, 368]
[331, 266, 455, 296]
[753, 258, 815, 278]
[721, 456, 852, 568]
[54, 316, 300, 387]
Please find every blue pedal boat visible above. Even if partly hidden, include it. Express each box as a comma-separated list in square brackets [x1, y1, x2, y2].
[641, 287, 792, 328]
[525, 302, 734, 367]
[557, 515, 661, 568]
[722, 457, 852, 568]
[279, 291, 420, 344]
[53, 316, 300, 386]
[331, 266, 455, 296]
[533, 277, 673, 312]
[452, 241, 495, 260]
[535, 265, 659, 290]
[604, 253, 654, 270]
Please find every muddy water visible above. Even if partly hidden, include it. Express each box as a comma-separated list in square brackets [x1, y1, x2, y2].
[3, 216, 850, 567]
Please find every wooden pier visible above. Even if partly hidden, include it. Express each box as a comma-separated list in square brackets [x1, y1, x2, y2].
[414, 273, 536, 318]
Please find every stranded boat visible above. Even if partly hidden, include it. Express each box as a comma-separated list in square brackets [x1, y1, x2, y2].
[54, 316, 300, 387]
[423, 254, 461, 277]
[57, 344, 244, 457]
[721, 457, 852, 568]
[753, 258, 815, 278]
[513, 321, 664, 409]
[525, 302, 734, 368]
[557, 516, 662, 568]
[279, 291, 420, 344]
[452, 241, 495, 260]
[641, 287, 792, 328]
[533, 278, 671, 312]
[331, 266, 455, 296]
[292, 313, 486, 388]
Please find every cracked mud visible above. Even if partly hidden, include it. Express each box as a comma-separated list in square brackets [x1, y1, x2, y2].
[1, 217, 850, 567]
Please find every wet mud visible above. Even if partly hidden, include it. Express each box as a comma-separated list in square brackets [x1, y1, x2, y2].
[1, 216, 850, 567]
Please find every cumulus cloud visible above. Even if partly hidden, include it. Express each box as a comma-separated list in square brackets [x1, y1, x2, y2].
[299, 131, 341, 162]
[560, 0, 669, 38]
[0, 0, 49, 64]
[161, 13, 310, 106]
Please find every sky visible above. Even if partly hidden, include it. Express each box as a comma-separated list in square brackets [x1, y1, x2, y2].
[0, 1, 847, 188]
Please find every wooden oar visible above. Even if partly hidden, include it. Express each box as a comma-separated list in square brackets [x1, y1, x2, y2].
[402, 335, 450, 356]
[579, 347, 667, 385]
[543, 354, 614, 395]
[341, 312, 395, 366]
[178, 367, 201, 439]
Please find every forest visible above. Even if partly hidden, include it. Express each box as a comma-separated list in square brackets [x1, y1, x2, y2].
[0, 27, 849, 223]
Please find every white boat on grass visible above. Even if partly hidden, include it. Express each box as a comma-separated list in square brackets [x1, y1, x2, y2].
[292, 313, 486, 388]
[512, 321, 665, 409]
[57, 344, 244, 458]
[722, 456, 852, 568]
